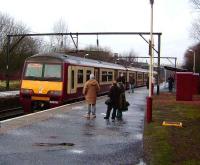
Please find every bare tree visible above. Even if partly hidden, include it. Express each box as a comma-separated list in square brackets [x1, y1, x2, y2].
[183, 43, 200, 73]
[191, 0, 200, 10]
[0, 12, 40, 76]
[50, 18, 70, 51]
[84, 45, 114, 62]
[190, 0, 200, 41]
[190, 20, 200, 41]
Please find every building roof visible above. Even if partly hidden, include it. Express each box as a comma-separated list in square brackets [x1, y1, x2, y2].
[164, 66, 188, 72]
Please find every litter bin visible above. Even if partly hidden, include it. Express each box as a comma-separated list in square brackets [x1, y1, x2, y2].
[176, 72, 193, 101]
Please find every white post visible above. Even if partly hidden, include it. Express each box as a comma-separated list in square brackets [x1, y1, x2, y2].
[149, 0, 154, 97]
[164, 69, 167, 82]
[188, 49, 196, 73]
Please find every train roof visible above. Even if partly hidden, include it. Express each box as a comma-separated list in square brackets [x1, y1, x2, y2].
[27, 53, 126, 70]
[26, 53, 157, 74]
[127, 66, 157, 74]
[127, 67, 148, 73]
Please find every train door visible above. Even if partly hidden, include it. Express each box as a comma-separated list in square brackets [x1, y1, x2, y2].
[67, 65, 77, 94]
[85, 67, 94, 81]
[129, 72, 136, 87]
[94, 68, 99, 82]
[114, 70, 118, 81]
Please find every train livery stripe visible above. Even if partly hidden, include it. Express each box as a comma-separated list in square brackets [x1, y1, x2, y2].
[21, 80, 62, 94]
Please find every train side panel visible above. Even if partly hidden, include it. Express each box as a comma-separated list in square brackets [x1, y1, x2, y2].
[20, 53, 151, 113]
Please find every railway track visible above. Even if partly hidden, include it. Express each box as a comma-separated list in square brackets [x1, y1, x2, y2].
[0, 106, 24, 121]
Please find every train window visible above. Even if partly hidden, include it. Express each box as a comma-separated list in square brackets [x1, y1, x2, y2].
[108, 72, 113, 81]
[119, 72, 122, 77]
[44, 64, 61, 80]
[25, 63, 62, 81]
[71, 70, 74, 89]
[137, 73, 143, 79]
[86, 70, 91, 81]
[102, 71, 107, 82]
[78, 70, 83, 83]
[144, 74, 148, 79]
[25, 63, 43, 78]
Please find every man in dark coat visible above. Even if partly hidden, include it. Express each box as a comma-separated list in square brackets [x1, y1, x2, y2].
[104, 81, 121, 121]
[117, 82, 126, 120]
[129, 76, 135, 93]
[117, 73, 125, 85]
[168, 75, 174, 92]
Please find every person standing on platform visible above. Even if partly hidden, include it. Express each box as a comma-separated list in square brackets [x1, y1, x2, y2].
[117, 73, 126, 86]
[116, 82, 126, 121]
[146, 76, 149, 89]
[83, 73, 100, 119]
[168, 75, 174, 92]
[129, 75, 135, 93]
[104, 81, 121, 122]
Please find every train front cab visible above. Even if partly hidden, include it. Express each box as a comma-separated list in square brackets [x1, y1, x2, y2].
[20, 59, 64, 113]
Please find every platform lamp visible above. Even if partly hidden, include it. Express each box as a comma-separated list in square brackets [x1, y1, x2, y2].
[188, 49, 196, 73]
[146, 0, 154, 123]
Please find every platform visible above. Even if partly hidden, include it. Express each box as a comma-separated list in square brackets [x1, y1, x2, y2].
[0, 87, 148, 165]
[0, 90, 19, 98]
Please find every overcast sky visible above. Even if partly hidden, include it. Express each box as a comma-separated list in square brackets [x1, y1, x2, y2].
[0, 0, 196, 65]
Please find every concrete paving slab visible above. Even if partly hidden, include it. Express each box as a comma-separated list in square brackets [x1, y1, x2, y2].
[0, 87, 148, 165]
[0, 90, 19, 98]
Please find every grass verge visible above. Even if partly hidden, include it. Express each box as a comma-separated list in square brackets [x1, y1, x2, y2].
[144, 92, 200, 165]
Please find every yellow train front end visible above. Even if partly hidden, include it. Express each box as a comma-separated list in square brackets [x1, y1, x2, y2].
[20, 55, 64, 113]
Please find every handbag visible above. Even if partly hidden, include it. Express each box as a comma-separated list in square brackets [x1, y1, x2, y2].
[126, 101, 130, 107]
[120, 101, 130, 112]
[105, 98, 112, 105]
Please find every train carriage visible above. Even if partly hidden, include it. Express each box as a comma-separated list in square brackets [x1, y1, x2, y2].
[20, 53, 126, 113]
[20, 52, 151, 113]
[127, 67, 149, 87]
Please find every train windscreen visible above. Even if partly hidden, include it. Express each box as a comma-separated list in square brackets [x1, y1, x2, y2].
[24, 63, 62, 81]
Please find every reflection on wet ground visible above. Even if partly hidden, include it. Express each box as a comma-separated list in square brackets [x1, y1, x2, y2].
[0, 87, 148, 165]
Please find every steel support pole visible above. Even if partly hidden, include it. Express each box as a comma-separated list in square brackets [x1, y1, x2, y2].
[149, 2, 153, 98]
[147, 0, 154, 123]
[175, 57, 177, 69]
[157, 34, 161, 95]
[6, 36, 10, 90]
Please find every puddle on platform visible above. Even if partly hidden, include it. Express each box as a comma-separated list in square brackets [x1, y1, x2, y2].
[134, 133, 143, 140]
[136, 159, 147, 165]
[7, 129, 32, 136]
[33, 142, 74, 147]
[70, 149, 85, 154]
[54, 114, 70, 119]
[71, 106, 84, 110]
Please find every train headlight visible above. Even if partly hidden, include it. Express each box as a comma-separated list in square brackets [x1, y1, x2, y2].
[47, 90, 62, 97]
[21, 88, 34, 95]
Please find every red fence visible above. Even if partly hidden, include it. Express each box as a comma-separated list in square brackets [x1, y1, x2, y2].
[0, 71, 21, 80]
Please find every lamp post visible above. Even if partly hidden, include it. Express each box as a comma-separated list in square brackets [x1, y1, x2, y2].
[84, 53, 89, 59]
[188, 49, 196, 73]
[146, 0, 154, 123]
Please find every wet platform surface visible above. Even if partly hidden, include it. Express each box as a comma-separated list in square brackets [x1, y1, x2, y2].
[0, 87, 148, 165]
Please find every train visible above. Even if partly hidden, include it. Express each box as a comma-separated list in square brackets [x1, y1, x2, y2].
[19, 52, 151, 113]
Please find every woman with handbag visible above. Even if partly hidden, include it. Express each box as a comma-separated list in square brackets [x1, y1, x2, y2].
[117, 82, 126, 120]
[104, 81, 120, 121]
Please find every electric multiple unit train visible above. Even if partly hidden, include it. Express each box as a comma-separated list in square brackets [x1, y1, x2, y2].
[20, 53, 151, 113]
